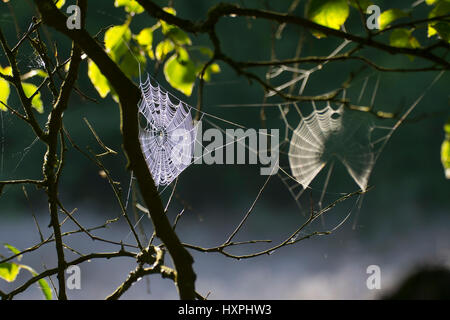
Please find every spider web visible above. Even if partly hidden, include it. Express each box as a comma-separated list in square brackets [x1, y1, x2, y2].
[287, 102, 375, 192]
[266, 39, 351, 97]
[123, 72, 276, 242]
[95, 5, 261, 191]
[137, 73, 263, 191]
[276, 71, 444, 217]
[138, 75, 201, 187]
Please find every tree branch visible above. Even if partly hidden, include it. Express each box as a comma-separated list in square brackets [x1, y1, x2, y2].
[33, 0, 197, 300]
[136, 0, 450, 68]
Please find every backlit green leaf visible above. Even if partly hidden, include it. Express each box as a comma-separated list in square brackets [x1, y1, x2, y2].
[307, 0, 350, 38]
[0, 262, 20, 282]
[432, 22, 450, 41]
[105, 24, 131, 61]
[160, 7, 177, 34]
[164, 54, 197, 96]
[119, 47, 146, 79]
[20, 264, 53, 300]
[379, 9, 409, 30]
[201, 63, 221, 82]
[0, 79, 9, 112]
[22, 82, 44, 113]
[390, 28, 421, 49]
[37, 277, 53, 300]
[56, 0, 65, 9]
[428, 0, 450, 40]
[136, 28, 155, 59]
[88, 60, 111, 98]
[114, 0, 144, 14]
[4, 243, 22, 261]
[155, 39, 175, 61]
[198, 47, 214, 58]
[0, 65, 11, 111]
[441, 127, 450, 179]
[165, 28, 192, 46]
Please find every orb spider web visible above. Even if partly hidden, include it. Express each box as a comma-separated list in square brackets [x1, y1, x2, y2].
[137, 73, 261, 191]
[138, 74, 202, 187]
[276, 71, 444, 219]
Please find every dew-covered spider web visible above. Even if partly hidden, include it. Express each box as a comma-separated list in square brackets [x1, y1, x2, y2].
[122, 71, 281, 241]
[275, 71, 444, 220]
[136, 73, 265, 192]
[282, 99, 383, 196]
[138, 74, 201, 187]
[287, 102, 374, 192]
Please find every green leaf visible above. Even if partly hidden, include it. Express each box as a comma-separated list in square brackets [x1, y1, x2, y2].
[88, 60, 111, 98]
[209, 63, 221, 74]
[22, 82, 44, 113]
[37, 277, 53, 300]
[0, 242, 52, 299]
[155, 39, 175, 61]
[0, 79, 10, 112]
[160, 7, 178, 34]
[201, 63, 221, 82]
[441, 137, 450, 179]
[0, 65, 11, 111]
[198, 47, 214, 58]
[136, 28, 153, 46]
[136, 28, 155, 59]
[165, 27, 192, 46]
[428, 0, 450, 37]
[440, 118, 450, 179]
[0, 80, 9, 111]
[176, 47, 189, 63]
[56, 0, 65, 9]
[119, 47, 146, 79]
[162, 7, 176, 15]
[432, 22, 450, 41]
[379, 9, 409, 30]
[164, 54, 197, 96]
[389, 28, 421, 49]
[105, 24, 131, 61]
[0, 262, 21, 282]
[158, 8, 191, 46]
[20, 264, 53, 300]
[114, 0, 144, 14]
[426, 0, 438, 5]
[0, 66, 12, 76]
[307, 0, 350, 38]
[4, 243, 22, 261]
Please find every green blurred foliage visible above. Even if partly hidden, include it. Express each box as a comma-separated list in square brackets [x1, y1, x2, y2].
[22, 82, 44, 113]
[115, 0, 145, 15]
[442, 119, 450, 179]
[0, 65, 45, 113]
[428, 0, 450, 42]
[379, 8, 410, 30]
[0, 66, 10, 111]
[0, 244, 52, 299]
[307, 0, 350, 38]
[0, 0, 447, 230]
[389, 28, 421, 49]
[85, 3, 220, 97]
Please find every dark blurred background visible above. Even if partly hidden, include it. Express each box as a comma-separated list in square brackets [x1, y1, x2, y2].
[0, 0, 448, 299]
